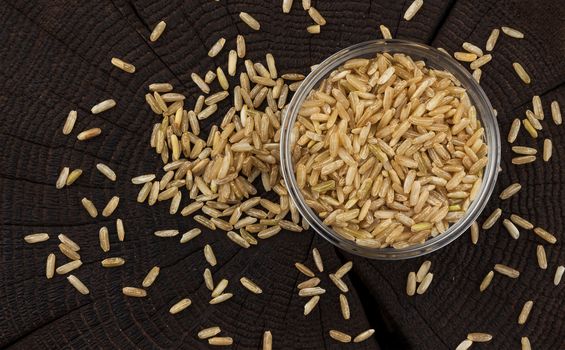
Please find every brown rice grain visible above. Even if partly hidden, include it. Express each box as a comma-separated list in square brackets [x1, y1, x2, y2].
[297, 277, 321, 289]
[137, 182, 152, 203]
[462, 42, 484, 57]
[198, 327, 221, 339]
[66, 169, 82, 186]
[521, 337, 531, 350]
[502, 26, 524, 38]
[403, 0, 423, 21]
[467, 333, 493, 342]
[295, 262, 315, 277]
[208, 337, 233, 346]
[101, 257, 125, 268]
[507, 118, 521, 143]
[208, 37, 226, 57]
[169, 298, 192, 314]
[482, 208, 502, 229]
[494, 263, 520, 278]
[510, 214, 534, 230]
[77, 127, 101, 140]
[329, 330, 351, 343]
[56, 260, 82, 274]
[209, 293, 233, 304]
[312, 248, 324, 272]
[416, 260, 431, 282]
[406, 271, 416, 296]
[63, 110, 77, 135]
[111, 57, 135, 73]
[304, 295, 320, 315]
[380, 24, 392, 39]
[211, 279, 229, 298]
[180, 228, 202, 243]
[59, 243, 80, 260]
[551, 101, 562, 125]
[116, 218, 125, 241]
[96, 163, 116, 181]
[58, 234, 80, 251]
[339, 294, 350, 320]
[533, 227, 557, 244]
[470, 54, 492, 70]
[204, 244, 217, 266]
[25, 233, 49, 244]
[554, 265, 564, 286]
[239, 12, 260, 30]
[149, 83, 173, 92]
[307, 24, 320, 34]
[204, 268, 214, 291]
[240, 277, 262, 294]
[154, 229, 179, 238]
[543, 139, 552, 161]
[56, 167, 70, 189]
[335, 261, 353, 278]
[67, 274, 89, 295]
[81, 198, 98, 218]
[512, 146, 537, 155]
[470, 221, 479, 244]
[46, 253, 56, 279]
[486, 28, 500, 51]
[513, 62, 531, 84]
[329, 274, 349, 293]
[454, 52, 478, 62]
[123, 286, 147, 297]
[302, 0, 311, 10]
[536, 245, 547, 269]
[500, 183, 522, 200]
[102, 196, 120, 217]
[456, 339, 473, 350]
[142, 266, 160, 288]
[262, 331, 272, 350]
[298, 287, 326, 297]
[282, 0, 293, 13]
[91, 99, 116, 114]
[236, 35, 246, 58]
[132, 174, 156, 184]
[150, 21, 166, 42]
[480, 270, 494, 292]
[257, 225, 281, 239]
[502, 219, 520, 239]
[416, 272, 433, 294]
[308, 7, 326, 25]
[191, 73, 210, 94]
[518, 300, 534, 324]
[99, 226, 110, 252]
[353, 329, 375, 343]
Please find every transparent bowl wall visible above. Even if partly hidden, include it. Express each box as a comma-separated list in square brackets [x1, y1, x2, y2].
[280, 40, 501, 260]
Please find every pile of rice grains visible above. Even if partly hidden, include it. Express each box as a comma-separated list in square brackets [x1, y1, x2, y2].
[24, 0, 561, 348]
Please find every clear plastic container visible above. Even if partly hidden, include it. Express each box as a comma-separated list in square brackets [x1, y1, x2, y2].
[280, 40, 501, 260]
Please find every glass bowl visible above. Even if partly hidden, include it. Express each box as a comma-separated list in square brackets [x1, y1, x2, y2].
[279, 40, 501, 260]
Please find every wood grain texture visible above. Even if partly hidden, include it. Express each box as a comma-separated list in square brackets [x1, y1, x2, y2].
[0, 0, 564, 349]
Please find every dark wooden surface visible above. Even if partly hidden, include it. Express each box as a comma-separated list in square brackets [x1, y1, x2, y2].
[1, 0, 564, 349]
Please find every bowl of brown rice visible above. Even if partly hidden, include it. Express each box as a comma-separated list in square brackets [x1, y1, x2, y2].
[280, 40, 501, 259]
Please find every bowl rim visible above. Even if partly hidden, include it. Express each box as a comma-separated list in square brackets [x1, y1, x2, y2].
[279, 39, 501, 260]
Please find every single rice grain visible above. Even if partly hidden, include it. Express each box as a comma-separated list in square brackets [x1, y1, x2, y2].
[101, 257, 125, 267]
[486, 28, 500, 51]
[551, 101, 562, 125]
[329, 330, 351, 343]
[536, 245, 547, 269]
[543, 139, 552, 161]
[111, 57, 135, 73]
[91, 99, 116, 114]
[518, 300, 533, 324]
[96, 163, 116, 181]
[67, 274, 89, 294]
[304, 295, 320, 315]
[81, 198, 98, 218]
[123, 287, 147, 297]
[142, 266, 160, 288]
[150, 21, 166, 42]
[56, 167, 70, 189]
[169, 298, 192, 314]
[533, 227, 557, 244]
[99, 226, 110, 252]
[66, 169, 82, 186]
[494, 263, 520, 278]
[77, 128, 101, 140]
[513, 62, 531, 84]
[416, 272, 433, 294]
[353, 329, 375, 343]
[102, 196, 120, 217]
[25, 233, 49, 244]
[480, 270, 494, 292]
[240, 12, 260, 30]
[482, 208, 502, 229]
[403, 0, 423, 21]
[56, 259, 83, 275]
[406, 271, 416, 296]
[554, 265, 564, 286]
[46, 253, 56, 279]
[63, 110, 77, 135]
[198, 327, 221, 339]
[502, 26, 524, 38]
